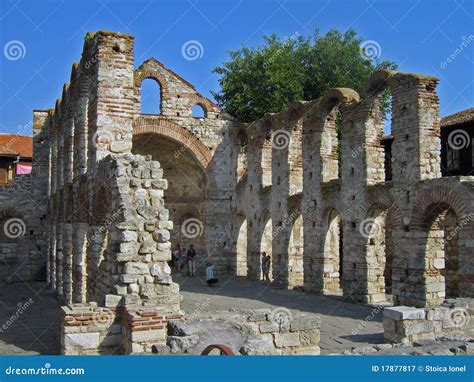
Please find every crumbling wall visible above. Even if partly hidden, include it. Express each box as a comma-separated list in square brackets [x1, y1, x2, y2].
[0, 111, 49, 282]
[132, 58, 235, 275]
[230, 70, 474, 308]
[383, 299, 474, 344]
[32, 31, 182, 355]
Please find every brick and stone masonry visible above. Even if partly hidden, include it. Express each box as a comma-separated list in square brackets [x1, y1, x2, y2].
[0, 30, 472, 354]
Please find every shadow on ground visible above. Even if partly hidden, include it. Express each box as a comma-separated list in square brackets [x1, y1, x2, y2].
[174, 274, 384, 354]
[0, 282, 60, 355]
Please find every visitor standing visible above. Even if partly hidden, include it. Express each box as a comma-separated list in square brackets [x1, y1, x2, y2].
[263, 253, 271, 282]
[172, 244, 182, 273]
[261, 252, 269, 281]
[187, 245, 197, 276]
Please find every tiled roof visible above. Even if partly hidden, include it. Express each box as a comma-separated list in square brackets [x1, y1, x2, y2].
[0, 134, 33, 158]
[441, 108, 474, 128]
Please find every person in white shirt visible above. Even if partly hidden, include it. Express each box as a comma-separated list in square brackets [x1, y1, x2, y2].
[172, 244, 182, 273]
[206, 262, 218, 286]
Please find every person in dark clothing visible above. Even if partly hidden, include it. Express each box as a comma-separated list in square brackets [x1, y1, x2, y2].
[187, 245, 197, 276]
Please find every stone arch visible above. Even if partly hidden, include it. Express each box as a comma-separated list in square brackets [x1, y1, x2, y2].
[416, 202, 459, 306]
[133, 117, 213, 169]
[192, 103, 207, 118]
[258, 208, 273, 280]
[364, 69, 396, 97]
[140, 78, 163, 114]
[233, 211, 248, 276]
[134, 69, 169, 116]
[184, 94, 216, 114]
[318, 88, 360, 181]
[412, 186, 469, 227]
[134, 70, 169, 94]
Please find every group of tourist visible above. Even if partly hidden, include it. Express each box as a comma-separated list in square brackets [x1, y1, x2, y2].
[171, 244, 196, 275]
[171, 244, 272, 286]
[171, 244, 219, 287]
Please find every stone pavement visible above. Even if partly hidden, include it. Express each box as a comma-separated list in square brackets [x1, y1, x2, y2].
[175, 274, 385, 354]
[0, 282, 60, 355]
[0, 277, 385, 355]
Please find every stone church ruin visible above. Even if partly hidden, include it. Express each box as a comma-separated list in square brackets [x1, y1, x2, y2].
[0, 31, 472, 354]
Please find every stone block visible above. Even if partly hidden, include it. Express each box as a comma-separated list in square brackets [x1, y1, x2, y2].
[289, 345, 320, 355]
[239, 339, 277, 355]
[139, 241, 156, 254]
[124, 262, 149, 275]
[120, 274, 138, 283]
[105, 294, 122, 307]
[131, 328, 166, 343]
[401, 320, 434, 336]
[383, 306, 425, 321]
[299, 329, 320, 346]
[274, 332, 300, 348]
[426, 307, 451, 321]
[248, 309, 271, 322]
[383, 317, 396, 333]
[64, 332, 100, 350]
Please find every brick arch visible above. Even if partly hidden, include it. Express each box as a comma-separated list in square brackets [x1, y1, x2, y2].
[412, 186, 469, 227]
[364, 69, 396, 97]
[134, 70, 169, 94]
[133, 117, 218, 198]
[183, 94, 217, 114]
[133, 117, 212, 168]
[319, 88, 360, 114]
[360, 192, 403, 227]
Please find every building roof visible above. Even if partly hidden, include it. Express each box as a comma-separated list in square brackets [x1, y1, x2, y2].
[441, 107, 474, 128]
[0, 134, 33, 158]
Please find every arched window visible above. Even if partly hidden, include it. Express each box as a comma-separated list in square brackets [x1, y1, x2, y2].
[192, 104, 206, 118]
[141, 78, 161, 114]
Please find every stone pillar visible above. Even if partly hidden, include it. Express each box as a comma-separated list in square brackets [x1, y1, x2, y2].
[72, 222, 88, 303]
[86, 31, 135, 168]
[389, 73, 441, 307]
[73, 67, 89, 179]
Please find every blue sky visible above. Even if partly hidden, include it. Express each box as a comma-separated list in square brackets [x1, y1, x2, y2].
[0, 0, 473, 135]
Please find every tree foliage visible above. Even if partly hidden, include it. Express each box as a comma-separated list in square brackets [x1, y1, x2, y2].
[212, 28, 397, 122]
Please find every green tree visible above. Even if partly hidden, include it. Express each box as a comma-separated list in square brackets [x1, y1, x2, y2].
[212, 28, 397, 122]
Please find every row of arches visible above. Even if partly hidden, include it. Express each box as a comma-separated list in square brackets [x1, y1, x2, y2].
[232, 71, 443, 199]
[231, 197, 466, 305]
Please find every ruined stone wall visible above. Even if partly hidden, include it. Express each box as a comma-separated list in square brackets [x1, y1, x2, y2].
[132, 58, 235, 274]
[0, 174, 44, 281]
[7, 28, 473, 358]
[31, 31, 184, 354]
[383, 299, 474, 344]
[0, 111, 49, 282]
[230, 70, 474, 308]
